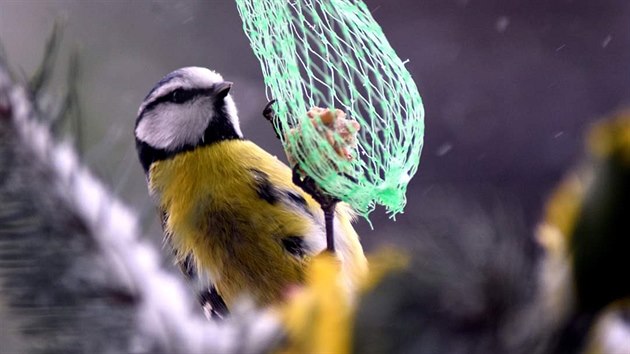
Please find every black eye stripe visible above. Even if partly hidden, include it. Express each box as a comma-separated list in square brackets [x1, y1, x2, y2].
[142, 72, 183, 102]
[166, 88, 212, 104]
[169, 89, 193, 104]
[141, 88, 213, 115]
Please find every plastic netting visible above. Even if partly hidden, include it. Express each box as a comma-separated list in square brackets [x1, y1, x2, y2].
[236, 0, 424, 218]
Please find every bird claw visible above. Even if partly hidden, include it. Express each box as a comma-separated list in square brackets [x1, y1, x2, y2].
[262, 99, 282, 140]
[291, 164, 339, 210]
[262, 99, 277, 122]
[291, 164, 338, 253]
[271, 103, 340, 253]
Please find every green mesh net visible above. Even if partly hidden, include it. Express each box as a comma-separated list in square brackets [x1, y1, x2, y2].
[236, 0, 425, 218]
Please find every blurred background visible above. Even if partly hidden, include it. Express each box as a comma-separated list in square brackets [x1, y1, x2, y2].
[1, 0, 628, 250]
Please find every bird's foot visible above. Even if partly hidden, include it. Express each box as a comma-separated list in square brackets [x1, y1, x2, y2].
[262, 99, 282, 140]
[292, 165, 338, 253]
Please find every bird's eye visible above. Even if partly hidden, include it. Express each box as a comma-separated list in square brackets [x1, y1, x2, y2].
[170, 89, 191, 104]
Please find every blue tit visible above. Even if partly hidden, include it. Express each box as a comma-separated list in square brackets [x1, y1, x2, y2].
[134, 67, 367, 312]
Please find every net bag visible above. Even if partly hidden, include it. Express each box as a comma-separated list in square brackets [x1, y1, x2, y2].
[236, 0, 424, 218]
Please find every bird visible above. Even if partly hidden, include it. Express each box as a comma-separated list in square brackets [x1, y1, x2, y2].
[134, 66, 368, 315]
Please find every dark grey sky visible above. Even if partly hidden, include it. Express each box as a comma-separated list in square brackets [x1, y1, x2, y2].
[1, 0, 628, 248]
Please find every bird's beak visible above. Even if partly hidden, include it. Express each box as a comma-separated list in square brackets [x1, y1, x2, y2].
[215, 81, 233, 99]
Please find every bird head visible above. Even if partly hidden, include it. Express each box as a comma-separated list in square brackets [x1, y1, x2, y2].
[135, 67, 242, 172]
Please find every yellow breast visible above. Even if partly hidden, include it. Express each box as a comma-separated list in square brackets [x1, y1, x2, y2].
[149, 140, 321, 305]
[149, 139, 368, 306]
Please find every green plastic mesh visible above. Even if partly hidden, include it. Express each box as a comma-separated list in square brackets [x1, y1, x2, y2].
[236, 0, 424, 218]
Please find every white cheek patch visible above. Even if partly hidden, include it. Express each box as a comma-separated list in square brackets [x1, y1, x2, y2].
[136, 102, 214, 151]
